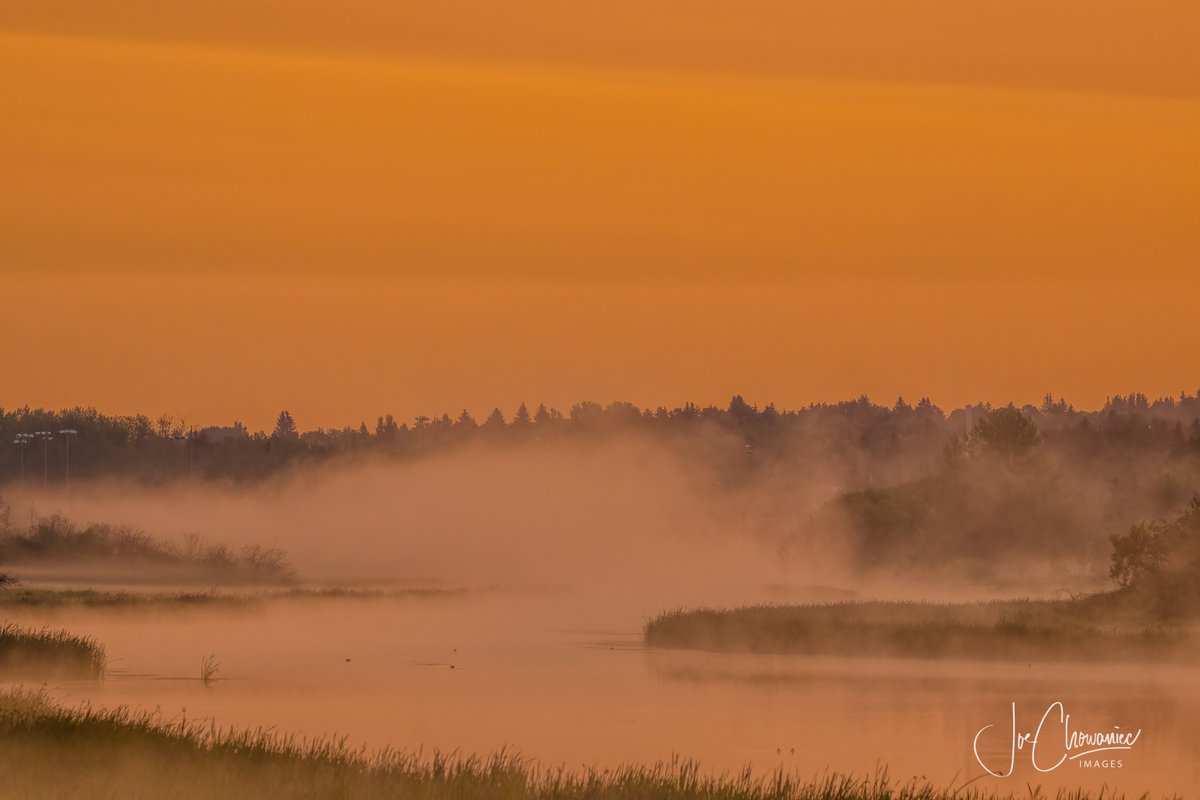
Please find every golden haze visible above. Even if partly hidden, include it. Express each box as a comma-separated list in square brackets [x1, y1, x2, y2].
[2, 2, 1198, 429]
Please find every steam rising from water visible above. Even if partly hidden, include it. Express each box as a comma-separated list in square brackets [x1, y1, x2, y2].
[2, 436, 1197, 795]
[10, 440, 808, 614]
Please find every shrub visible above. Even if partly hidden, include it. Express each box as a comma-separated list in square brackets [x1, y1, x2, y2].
[1110, 495, 1200, 613]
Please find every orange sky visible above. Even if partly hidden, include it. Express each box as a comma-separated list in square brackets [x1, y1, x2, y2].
[2, 3, 1198, 430]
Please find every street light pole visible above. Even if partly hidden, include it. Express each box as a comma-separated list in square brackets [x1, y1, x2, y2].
[59, 430, 78, 496]
[35, 432, 52, 490]
[13, 434, 34, 482]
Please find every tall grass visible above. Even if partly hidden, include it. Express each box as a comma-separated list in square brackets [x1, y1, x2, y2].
[0, 689, 1174, 799]
[644, 595, 1196, 662]
[0, 624, 105, 679]
[200, 654, 220, 685]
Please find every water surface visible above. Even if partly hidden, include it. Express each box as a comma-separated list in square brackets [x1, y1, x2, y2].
[9, 591, 1196, 795]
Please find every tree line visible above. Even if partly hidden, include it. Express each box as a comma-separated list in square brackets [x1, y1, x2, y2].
[2, 390, 1200, 486]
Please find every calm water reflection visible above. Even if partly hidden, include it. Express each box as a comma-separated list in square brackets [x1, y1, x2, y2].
[9, 591, 1196, 795]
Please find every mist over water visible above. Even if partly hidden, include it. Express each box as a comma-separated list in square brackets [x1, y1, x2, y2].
[4, 427, 1124, 599]
[1, 432, 1195, 795]
[18, 440, 800, 603]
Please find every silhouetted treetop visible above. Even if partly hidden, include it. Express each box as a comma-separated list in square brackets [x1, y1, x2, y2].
[272, 410, 298, 440]
[969, 406, 1041, 465]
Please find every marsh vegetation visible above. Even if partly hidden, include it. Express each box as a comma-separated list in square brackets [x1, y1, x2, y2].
[0, 587, 261, 610]
[0, 585, 468, 612]
[643, 593, 1195, 662]
[649, 497, 1200, 661]
[0, 624, 105, 679]
[0, 689, 1179, 800]
[0, 507, 296, 586]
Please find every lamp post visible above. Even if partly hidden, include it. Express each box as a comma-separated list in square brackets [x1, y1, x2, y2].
[13, 433, 34, 482]
[34, 432, 53, 490]
[59, 429, 78, 495]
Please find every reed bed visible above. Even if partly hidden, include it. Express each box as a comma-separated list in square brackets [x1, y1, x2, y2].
[0, 588, 260, 610]
[0, 585, 465, 612]
[0, 689, 1174, 799]
[644, 595, 1195, 662]
[0, 624, 106, 679]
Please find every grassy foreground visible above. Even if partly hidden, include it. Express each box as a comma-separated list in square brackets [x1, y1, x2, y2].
[644, 593, 1196, 662]
[0, 624, 106, 679]
[0, 690, 1169, 800]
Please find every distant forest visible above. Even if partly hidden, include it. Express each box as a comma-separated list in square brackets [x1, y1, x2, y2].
[3, 391, 1200, 490]
[5, 392, 1200, 581]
